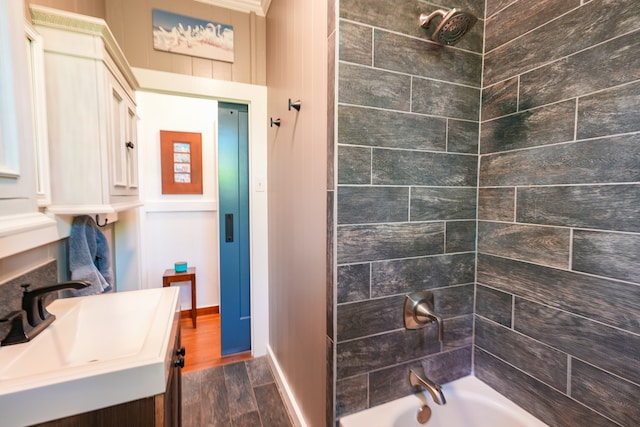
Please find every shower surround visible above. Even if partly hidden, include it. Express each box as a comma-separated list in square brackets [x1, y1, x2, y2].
[330, 0, 640, 426]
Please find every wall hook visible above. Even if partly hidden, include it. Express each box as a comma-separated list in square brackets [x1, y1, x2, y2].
[288, 99, 301, 111]
[95, 215, 108, 227]
[270, 117, 281, 127]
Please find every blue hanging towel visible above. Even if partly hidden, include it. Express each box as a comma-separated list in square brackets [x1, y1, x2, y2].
[69, 215, 113, 296]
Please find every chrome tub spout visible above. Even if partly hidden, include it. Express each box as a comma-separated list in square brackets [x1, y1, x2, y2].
[409, 367, 446, 405]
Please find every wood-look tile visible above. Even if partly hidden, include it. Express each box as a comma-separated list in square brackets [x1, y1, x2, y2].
[182, 370, 203, 427]
[337, 145, 371, 185]
[337, 263, 370, 304]
[578, 80, 640, 139]
[517, 184, 640, 232]
[435, 285, 475, 318]
[447, 119, 479, 154]
[478, 188, 514, 221]
[223, 362, 258, 419]
[337, 222, 444, 264]
[200, 367, 230, 427]
[337, 295, 405, 341]
[482, 135, 640, 186]
[340, 0, 484, 52]
[514, 298, 640, 384]
[573, 229, 640, 283]
[410, 187, 477, 221]
[338, 186, 409, 224]
[368, 346, 471, 407]
[480, 100, 575, 154]
[335, 374, 368, 418]
[336, 327, 440, 379]
[481, 77, 518, 121]
[571, 359, 640, 427]
[411, 78, 480, 121]
[371, 253, 475, 298]
[0, 260, 57, 324]
[474, 348, 618, 427]
[475, 317, 567, 391]
[254, 383, 293, 427]
[475, 285, 512, 327]
[339, 20, 372, 65]
[442, 314, 473, 351]
[201, 367, 231, 427]
[373, 149, 478, 186]
[477, 254, 640, 334]
[338, 62, 411, 111]
[246, 358, 274, 388]
[486, 0, 518, 18]
[483, 0, 639, 85]
[232, 411, 262, 427]
[337, 105, 447, 151]
[374, 29, 482, 87]
[521, 30, 640, 110]
[485, 0, 579, 52]
[477, 221, 570, 269]
[445, 221, 476, 253]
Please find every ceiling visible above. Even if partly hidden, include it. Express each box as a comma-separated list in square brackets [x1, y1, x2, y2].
[194, 0, 271, 16]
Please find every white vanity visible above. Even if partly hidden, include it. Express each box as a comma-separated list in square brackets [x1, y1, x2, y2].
[0, 287, 182, 427]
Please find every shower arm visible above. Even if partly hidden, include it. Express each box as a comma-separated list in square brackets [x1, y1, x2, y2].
[419, 10, 447, 28]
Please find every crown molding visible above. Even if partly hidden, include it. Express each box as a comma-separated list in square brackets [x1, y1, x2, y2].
[194, 0, 271, 16]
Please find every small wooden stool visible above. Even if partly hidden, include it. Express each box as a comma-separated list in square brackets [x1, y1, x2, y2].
[162, 267, 197, 328]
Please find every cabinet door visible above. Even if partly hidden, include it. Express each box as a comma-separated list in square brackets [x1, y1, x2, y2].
[108, 73, 138, 197]
[125, 101, 139, 190]
[109, 79, 127, 193]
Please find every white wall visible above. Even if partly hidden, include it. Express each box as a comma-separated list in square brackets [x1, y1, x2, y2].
[136, 91, 220, 310]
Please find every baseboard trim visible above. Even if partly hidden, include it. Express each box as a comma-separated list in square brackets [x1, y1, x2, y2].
[180, 305, 219, 319]
[267, 345, 307, 427]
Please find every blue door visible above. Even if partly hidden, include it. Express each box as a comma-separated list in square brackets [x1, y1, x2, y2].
[218, 102, 251, 355]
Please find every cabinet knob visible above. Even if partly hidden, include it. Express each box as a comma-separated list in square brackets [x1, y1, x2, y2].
[125, 141, 135, 149]
[176, 346, 186, 357]
[174, 357, 185, 368]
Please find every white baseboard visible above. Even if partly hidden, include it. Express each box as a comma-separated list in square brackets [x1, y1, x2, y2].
[267, 345, 308, 427]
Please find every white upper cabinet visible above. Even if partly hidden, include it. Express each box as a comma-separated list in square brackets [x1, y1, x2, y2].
[0, 0, 57, 258]
[31, 5, 141, 214]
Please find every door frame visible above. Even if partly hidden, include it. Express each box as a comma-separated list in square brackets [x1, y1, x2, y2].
[134, 67, 269, 357]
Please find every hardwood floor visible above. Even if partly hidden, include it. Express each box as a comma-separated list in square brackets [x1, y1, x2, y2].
[180, 313, 252, 373]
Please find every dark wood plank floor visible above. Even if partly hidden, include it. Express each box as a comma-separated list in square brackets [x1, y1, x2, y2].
[180, 313, 252, 373]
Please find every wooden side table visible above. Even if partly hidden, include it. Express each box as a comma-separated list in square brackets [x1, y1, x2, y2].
[162, 267, 197, 328]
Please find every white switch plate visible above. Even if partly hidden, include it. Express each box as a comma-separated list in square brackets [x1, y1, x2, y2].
[255, 177, 265, 192]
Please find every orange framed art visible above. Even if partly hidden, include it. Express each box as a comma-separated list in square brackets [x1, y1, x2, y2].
[160, 130, 203, 194]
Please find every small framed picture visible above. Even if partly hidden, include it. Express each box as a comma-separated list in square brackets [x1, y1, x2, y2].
[160, 130, 203, 194]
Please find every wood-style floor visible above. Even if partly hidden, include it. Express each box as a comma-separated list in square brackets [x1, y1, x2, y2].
[180, 313, 252, 373]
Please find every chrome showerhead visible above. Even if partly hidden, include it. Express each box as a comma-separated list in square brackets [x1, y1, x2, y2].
[419, 8, 477, 46]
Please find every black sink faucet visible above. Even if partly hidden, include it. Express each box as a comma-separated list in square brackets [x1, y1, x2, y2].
[22, 281, 90, 327]
[0, 281, 90, 346]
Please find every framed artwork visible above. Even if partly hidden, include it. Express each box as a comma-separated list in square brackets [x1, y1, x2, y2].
[160, 130, 203, 194]
[152, 9, 234, 63]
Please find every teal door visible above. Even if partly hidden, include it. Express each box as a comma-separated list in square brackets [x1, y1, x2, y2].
[218, 102, 251, 355]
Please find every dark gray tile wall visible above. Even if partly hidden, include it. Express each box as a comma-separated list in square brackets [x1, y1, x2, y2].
[0, 260, 58, 338]
[332, 0, 483, 423]
[478, 1, 640, 426]
[331, 0, 640, 426]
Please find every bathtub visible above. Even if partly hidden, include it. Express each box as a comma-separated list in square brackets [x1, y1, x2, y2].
[340, 376, 549, 427]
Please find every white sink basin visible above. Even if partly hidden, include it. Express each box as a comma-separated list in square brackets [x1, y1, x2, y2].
[0, 287, 180, 427]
